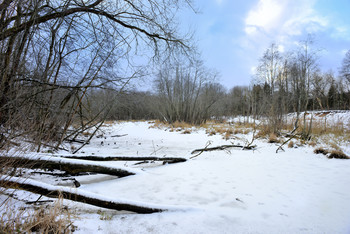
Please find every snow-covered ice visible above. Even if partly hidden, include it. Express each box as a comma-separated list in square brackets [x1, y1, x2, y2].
[70, 121, 350, 234]
[2, 116, 350, 234]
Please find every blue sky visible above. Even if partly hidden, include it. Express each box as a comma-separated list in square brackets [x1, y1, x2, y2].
[179, 0, 350, 88]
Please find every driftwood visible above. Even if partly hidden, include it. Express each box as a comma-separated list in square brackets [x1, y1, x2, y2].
[64, 138, 87, 144]
[59, 155, 187, 164]
[277, 121, 300, 153]
[111, 134, 128, 138]
[191, 144, 256, 155]
[1, 177, 165, 214]
[0, 156, 136, 177]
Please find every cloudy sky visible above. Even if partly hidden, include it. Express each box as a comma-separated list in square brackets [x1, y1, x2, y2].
[180, 0, 350, 88]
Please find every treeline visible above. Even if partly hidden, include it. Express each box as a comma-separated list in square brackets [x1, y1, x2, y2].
[92, 40, 350, 130]
[94, 71, 349, 121]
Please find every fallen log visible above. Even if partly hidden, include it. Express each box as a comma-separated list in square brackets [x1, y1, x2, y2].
[191, 144, 256, 155]
[111, 134, 128, 138]
[0, 176, 165, 214]
[0, 156, 137, 177]
[58, 155, 187, 164]
[64, 138, 87, 144]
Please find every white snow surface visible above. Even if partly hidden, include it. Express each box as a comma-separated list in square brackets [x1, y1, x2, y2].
[70, 121, 350, 234]
[3, 117, 350, 234]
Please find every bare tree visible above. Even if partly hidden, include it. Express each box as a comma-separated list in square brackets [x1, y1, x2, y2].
[0, 0, 193, 149]
[257, 43, 282, 93]
[340, 50, 350, 84]
[154, 60, 220, 124]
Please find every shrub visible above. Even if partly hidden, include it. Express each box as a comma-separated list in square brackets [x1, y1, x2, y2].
[224, 131, 232, 140]
[314, 147, 328, 155]
[268, 133, 280, 143]
[328, 150, 349, 159]
[308, 141, 317, 147]
[0, 196, 75, 233]
[288, 140, 294, 148]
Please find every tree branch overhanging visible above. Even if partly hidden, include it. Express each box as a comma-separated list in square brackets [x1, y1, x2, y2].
[0, 4, 186, 48]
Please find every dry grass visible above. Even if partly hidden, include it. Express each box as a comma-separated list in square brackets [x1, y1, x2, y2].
[256, 125, 271, 139]
[207, 129, 217, 136]
[288, 140, 294, 148]
[224, 129, 234, 140]
[149, 119, 167, 129]
[328, 150, 350, 159]
[82, 131, 91, 136]
[172, 121, 192, 129]
[0, 155, 75, 233]
[233, 128, 244, 135]
[0, 196, 75, 233]
[308, 141, 317, 147]
[268, 133, 280, 143]
[148, 116, 349, 151]
[284, 117, 349, 140]
[149, 120, 194, 132]
[103, 120, 117, 125]
[213, 126, 227, 135]
[313, 147, 349, 159]
[314, 147, 328, 155]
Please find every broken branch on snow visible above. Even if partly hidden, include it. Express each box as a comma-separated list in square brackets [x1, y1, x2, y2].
[191, 144, 256, 155]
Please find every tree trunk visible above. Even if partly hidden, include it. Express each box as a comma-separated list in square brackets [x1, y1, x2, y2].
[1, 176, 166, 214]
[0, 156, 136, 177]
[59, 155, 187, 164]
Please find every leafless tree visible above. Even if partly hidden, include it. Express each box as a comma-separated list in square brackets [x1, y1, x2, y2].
[340, 50, 350, 85]
[154, 60, 220, 124]
[0, 0, 193, 150]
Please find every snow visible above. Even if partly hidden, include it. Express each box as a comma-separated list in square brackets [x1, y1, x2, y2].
[0, 176, 188, 212]
[2, 113, 350, 233]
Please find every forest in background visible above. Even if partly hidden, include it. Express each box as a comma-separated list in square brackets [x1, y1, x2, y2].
[97, 40, 350, 129]
[0, 0, 349, 152]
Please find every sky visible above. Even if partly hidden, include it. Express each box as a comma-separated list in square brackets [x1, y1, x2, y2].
[179, 0, 350, 89]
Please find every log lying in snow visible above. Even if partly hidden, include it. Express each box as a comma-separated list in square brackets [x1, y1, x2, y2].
[191, 144, 256, 155]
[0, 176, 165, 214]
[59, 155, 187, 164]
[0, 156, 137, 177]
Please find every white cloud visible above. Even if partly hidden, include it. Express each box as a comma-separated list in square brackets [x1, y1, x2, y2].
[240, 0, 335, 60]
[331, 26, 350, 40]
[214, 0, 224, 6]
[245, 0, 284, 34]
[244, 0, 328, 37]
[250, 66, 257, 75]
[278, 45, 285, 52]
[341, 49, 348, 56]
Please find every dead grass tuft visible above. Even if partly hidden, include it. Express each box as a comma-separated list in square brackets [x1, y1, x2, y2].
[213, 126, 227, 135]
[328, 141, 341, 151]
[172, 121, 192, 129]
[328, 150, 350, 159]
[308, 141, 317, 147]
[0, 196, 75, 233]
[234, 128, 244, 135]
[314, 147, 328, 155]
[268, 133, 280, 143]
[288, 140, 294, 148]
[224, 131, 232, 140]
[207, 129, 217, 136]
